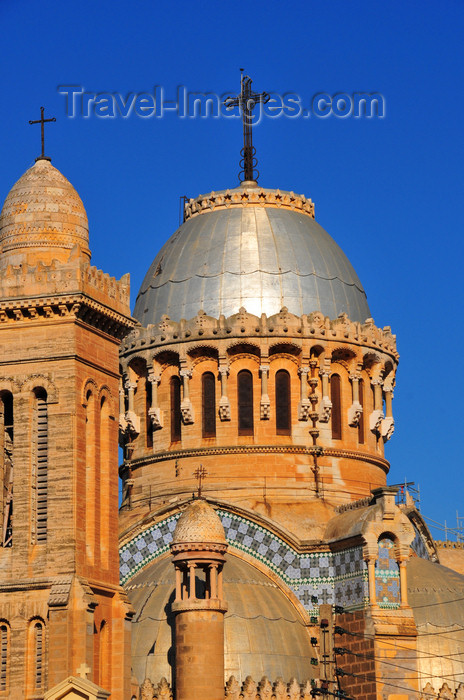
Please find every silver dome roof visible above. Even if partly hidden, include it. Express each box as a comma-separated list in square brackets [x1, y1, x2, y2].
[134, 187, 370, 326]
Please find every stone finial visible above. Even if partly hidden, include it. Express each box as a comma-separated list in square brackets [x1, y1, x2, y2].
[242, 676, 258, 699]
[156, 677, 173, 700]
[140, 678, 155, 700]
[273, 677, 287, 700]
[288, 678, 301, 700]
[225, 676, 241, 700]
[438, 683, 454, 699]
[258, 677, 273, 700]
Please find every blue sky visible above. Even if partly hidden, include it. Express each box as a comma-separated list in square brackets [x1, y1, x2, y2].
[1, 0, 463, 537]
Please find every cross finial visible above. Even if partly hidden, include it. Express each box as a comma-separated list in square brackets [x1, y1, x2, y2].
[76, 662, 91, 679]
[193, 465, 207, 498]
[29, 106, 56, 162]
[224, 70, 270, 183]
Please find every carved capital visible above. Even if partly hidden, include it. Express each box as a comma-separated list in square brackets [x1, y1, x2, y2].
[148, 406, 163, 430]
[180, 369, 192, 379]
[319, 369, 330, 378]
[218, 397, 231, 421]
[298, 366, 310, 376]
[298, 399, 311, 421]
[318, 396, 332, 423]
[369, 408, 384, 433]
[124, 377, 136, 392]
[349, 373, 361, 382]
[124, 410, 140, 436]
[218, 365, 229, 377]
[259, 364, 269, 375]
[371, 378, 384, 387]
[260, 397, 271, 420]
[381, 416, 395, 441]
[147, 371, 161, 385]
[180, 399, 194, 424]
[348, 402, 363, 427]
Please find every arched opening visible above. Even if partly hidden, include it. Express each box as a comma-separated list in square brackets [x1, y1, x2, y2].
[146, 377, 153, 448]
[202, 372, 216, 438]
[358, 378, 365, 444]
[85, 389, 96, 563]
[375, 535, 400, 608]
[0, 622, 9, 691]
[275, 370, 291, 435]
[34, 389, 48, 543]
[99, 620, 110, 689]
[170, 376, 182, 443]
[100, 397, 111, 570]
[32, 620, 44, 692]
[238, 370, 254, 436]
[0, 393, 13, 547]
[330, 374, 342, 440]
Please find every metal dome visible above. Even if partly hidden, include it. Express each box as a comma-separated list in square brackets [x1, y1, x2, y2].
[407, 557, 464, 690]
[134, 186, 370, 326]
[127, 553, 313, 687]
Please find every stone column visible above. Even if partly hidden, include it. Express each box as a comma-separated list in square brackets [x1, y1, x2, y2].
[147, 372, 163, 430]
[399, 558, 408, 608]
[171, 500, 228, 700]
[125, 378, 136, 414]
[369, 379, 384, 433]
[259, 364, 270, 420]
[367, 558, 377, 607]
[348, 373, 363, 427]
[180, 369, 194, 424]
[381, 387, 395, 440]
[218, 365, 231, 421]
[318, 369, 332, 423]
[298, 366, 311, 420]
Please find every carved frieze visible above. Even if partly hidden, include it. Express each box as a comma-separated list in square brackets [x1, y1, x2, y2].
[348, 401, 363, 427]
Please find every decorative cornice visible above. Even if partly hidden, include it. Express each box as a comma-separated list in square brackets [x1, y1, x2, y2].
[121, 443, 390, 473]
[120, 308, 398, 364]
[0, 292, 134, 340]
[184, 187, 315, 221]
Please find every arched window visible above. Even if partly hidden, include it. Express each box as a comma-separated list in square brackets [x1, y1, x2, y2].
[85, 390, 95, 563]
[34, 389, 48, 543]
[330, 374, 342, 440]
[100, 397, 110, 570]
[99, 621, 109, 688]
[358, 379, 365, 444]
[238, 370, 254, 436]
[33, 621, 44, 690]
[1, 393, 13, 547]
[375, 536, 400, 608]
[170, 376, 181, 442]
[0, 623, 9, 691]
[146, 378, 153, 448]
[275, 370, 291, 435]
[202, 372, 216, 438]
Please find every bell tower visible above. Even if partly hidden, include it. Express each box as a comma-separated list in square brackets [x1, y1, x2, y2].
[0, 155, 134, 699]
[170, 498, 228, 700]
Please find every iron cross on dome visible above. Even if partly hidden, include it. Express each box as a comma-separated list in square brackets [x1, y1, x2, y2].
[29, 106, 56, 161]
[193, 465, 207, 498]
[224, 69, 270, 183]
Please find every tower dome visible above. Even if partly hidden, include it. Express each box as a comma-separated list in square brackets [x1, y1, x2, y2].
[134, 183, 370, 326]
[172, 498, 227, 546]
[0, 158, 90, 266]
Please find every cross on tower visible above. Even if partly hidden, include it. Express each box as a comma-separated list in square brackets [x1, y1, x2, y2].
[29, 106, 56, 161]
[224, 70, 269, 183]
[193, 465, 207, 498]
[76, 662, 91, 679]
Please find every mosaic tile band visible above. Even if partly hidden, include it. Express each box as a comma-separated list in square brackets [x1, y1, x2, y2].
[119, 509, 369, 611]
